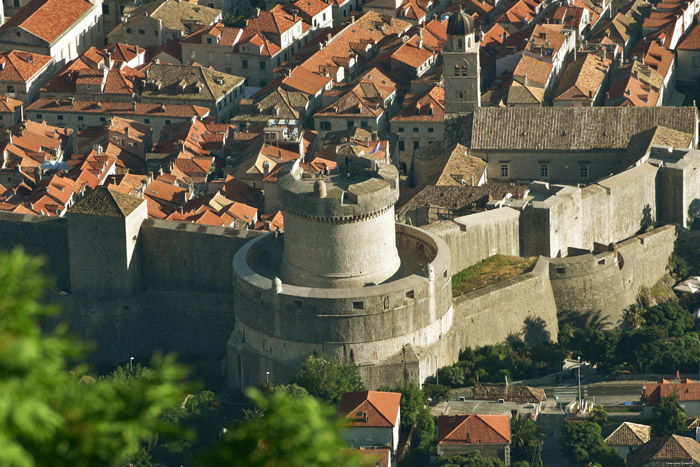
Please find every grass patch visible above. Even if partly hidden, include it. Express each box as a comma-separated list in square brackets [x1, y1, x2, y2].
[452, 255, 537, 296]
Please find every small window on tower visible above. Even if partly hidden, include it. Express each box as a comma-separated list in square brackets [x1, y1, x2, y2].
[457, 39, 462, 48]
[454, 64, 460, 76]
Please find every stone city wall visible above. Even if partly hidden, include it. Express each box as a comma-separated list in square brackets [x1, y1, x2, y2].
[423, 207, 520, 274]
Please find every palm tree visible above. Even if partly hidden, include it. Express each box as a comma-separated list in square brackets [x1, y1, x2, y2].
[622, 305, 645, 331]
[510, 414, 544, 463]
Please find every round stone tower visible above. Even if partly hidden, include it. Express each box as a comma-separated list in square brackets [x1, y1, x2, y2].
[278, 156, 401, 288]
[228, 157, 456, 390]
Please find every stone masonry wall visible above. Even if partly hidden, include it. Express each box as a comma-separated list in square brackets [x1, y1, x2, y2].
[423, 207, 520, 273]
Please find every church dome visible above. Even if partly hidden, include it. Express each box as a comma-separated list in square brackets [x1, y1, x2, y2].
[446, 10, 475, 36]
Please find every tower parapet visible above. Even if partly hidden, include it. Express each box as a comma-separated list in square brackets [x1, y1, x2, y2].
[278, 157, 401, 288]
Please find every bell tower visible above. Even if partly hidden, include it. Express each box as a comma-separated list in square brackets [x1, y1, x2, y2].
[443, 9, 480, 114]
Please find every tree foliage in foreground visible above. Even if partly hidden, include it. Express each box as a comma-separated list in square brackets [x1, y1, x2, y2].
[0, 249, 190, 467]
[510, 414, 543, 464]
[378, 381, 425, 428]
[292, 354, 365, 404]
[199, 388, 370, 467]
[559, 421, 623, 467]
[434, 451, 505, 466]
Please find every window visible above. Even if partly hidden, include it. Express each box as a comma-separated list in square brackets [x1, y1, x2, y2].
[57, 115, 63, 121]
[428, 127, 434, 133]
[226, 53, 231, 63]
[259, 61, 266, 71]
[580, 164, 589, 179]
[165, 119, 171, 124]
[242, 59, 248, 69]
[413, 141, 419, 150]
[540, 163, 549, 179]
[454, 64, 460, 76]
[459, 91, 464, 100]
[99, 117, 106, 122]
[399, 140, 405, 151]
[13, 0, 19, 6]
[225, 67, 232, 73]
[102, 4, 109, 14]
[126, 27, 132, 33]
[190, 50, 196, 59]
[347, 121, 353, 130]
[462, 64, 468, 76]
[144, 118, 150, 124]
[413, 127, 418, 133]
[360, 120, 368, 129]
[500, 164, 509, 178]
[694, 56, 700, 68]
[138, 29, 145, 35]
[323, 12, 327, 21]
[458, 39, 462, 48]
[320, 121, 331, 130]
[398, 127, 404, 132]
[6, 85, 14, 93]
[78, 115, 84, 121]
[260, 79, 267, 87]
[36, 113, 42, 119]
[207, 37, 213, 44]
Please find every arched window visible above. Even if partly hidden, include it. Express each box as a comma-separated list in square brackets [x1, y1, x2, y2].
[462, 63, 468, 76]
[454, 64, 460, 76]
[457, 39, 462, 48]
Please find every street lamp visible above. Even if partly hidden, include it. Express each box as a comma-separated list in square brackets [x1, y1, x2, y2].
[435, 354, 439, 386]
[130, 357, 134, 372]
[577, 356, 582, 402]
[266, 371, 270, 384]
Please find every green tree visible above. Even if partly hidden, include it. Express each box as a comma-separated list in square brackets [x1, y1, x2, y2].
[379, 382, 425, 428]
[622, 304, 646, 331]
[643, 302, 693, 337]
[0, 249, 190, 467]
[652, 391, 687, 436]
[510, 414, 543, 464]
[199, 388, 369, 467]
[588, 405, 608, 427]
[579, 329, 620, 374]
[221, 12, 246, 27]
[263, 382, 310, 398]
[559, 421, 620, 466]
[434, 451, 506, 466]
[292, 355, 365, 404]
[439, 365, 466, 387]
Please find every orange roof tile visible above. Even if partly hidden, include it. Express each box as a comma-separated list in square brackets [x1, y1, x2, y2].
[438, 415, 511, 445]
[339, 391, 401, 428]
[0, 51, 52, 82]
[0, 0, 94, 44]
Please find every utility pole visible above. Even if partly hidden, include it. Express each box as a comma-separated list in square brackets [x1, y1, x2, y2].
[577, 356, 582, 402]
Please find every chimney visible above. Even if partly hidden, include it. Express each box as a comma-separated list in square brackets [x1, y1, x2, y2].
[255, 7, 261, 17]
[104, 51, 112, 69]
[125, 126, 130, 138]
[5, 129, 12, 146]
[418, 39, 423, 49]
[262, 160, 270, 177]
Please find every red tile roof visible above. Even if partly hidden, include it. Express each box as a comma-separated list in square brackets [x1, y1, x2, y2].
[438, 415, 511, 445]
[339, 391, 401, 428]
[0, 0, 94, 44]
[643, 379, 700, 405]
[27, 99, 210, 119]
[0, 51, 52, 82]
[678, 22, 700, 50]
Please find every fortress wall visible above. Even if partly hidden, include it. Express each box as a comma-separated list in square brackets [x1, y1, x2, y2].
[547, 252, 631, 327]
[615, 224, 676, 295]
[0, 212, 70, 289]
[657, 152, 700, 228]
[140, 219, 261, 293]
[449, 258, 559, 348]
[422, 207, 520, 273]
[521, 164, 659, 257]
[50, 288, 236, 364]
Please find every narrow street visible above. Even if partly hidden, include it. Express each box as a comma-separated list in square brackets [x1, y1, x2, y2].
[537, 408, 567, 466]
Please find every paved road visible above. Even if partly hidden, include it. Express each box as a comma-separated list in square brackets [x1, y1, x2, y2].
[542, 383, 642, 404]
[538, 411, 567, 466]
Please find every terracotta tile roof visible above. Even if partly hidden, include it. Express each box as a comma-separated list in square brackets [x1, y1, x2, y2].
[70, 186, 143, 218]
[554, 52, 612, 101]
[0, 51, 52, 82]
[0, 0, 94, 44]
[141, 63, 244, 103]
[353, 447, 390, 467]
[678, 22, 700, 49]
[416, 143, 487, 188]
[608, 60, 663, 106]
[281, 66, 332, 96]
[513, 54, 553, 86]
[182, 23, 243, 47]
[391, 85, 444, 122]
[221, 175, 262, 204]
[144, 179, 187, 206]
[123, 0, 221, 34]
[391, 35, 437, 69]
[27, 99, 210, 119]
[605, 422, 651, 447]
[103, 43, 145, 64]
[643, 379, 700, 404]
[0, 95, 22, 113]
[628, 435, 700, 467]
[438, 415, 511, 445]
[471, 107, 698, 151]
[299, 12, 410, 80]
[633, 40, 674, 78]
[290, 0, 330, 17]
[316, 68, 396, 118]
[339, 391, 401, 428]
[150, 40, 183, 62]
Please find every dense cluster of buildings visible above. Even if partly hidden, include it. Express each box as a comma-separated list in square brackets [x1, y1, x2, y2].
[0, 0, 697, 226]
